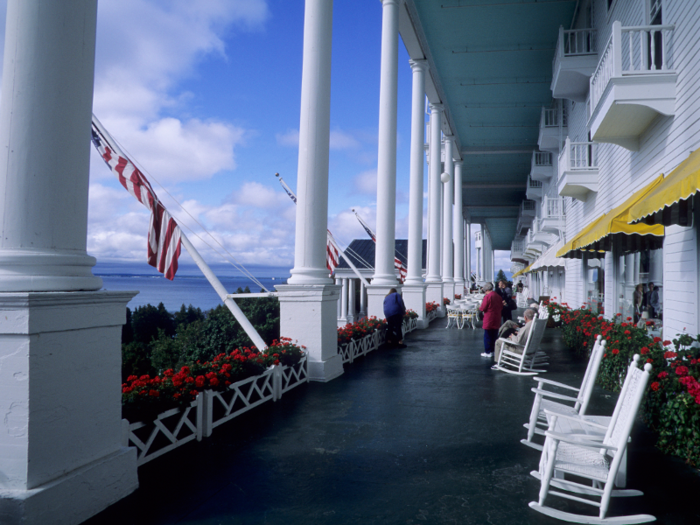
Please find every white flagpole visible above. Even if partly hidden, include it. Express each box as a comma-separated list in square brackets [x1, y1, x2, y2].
[276, 173, 370, 287]
[180, 233, 268, 350]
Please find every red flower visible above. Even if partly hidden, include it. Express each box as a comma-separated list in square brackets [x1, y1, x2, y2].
[650, 382, 660, 391]
[624, 330, 631, 335]
[663, 340, 672, 346]
[195, 376, 206, 388]
[640, 347, 649, 355]
[148, 390, 159, 397]
[658, 371, 668, 379]
[653, 337, 662, 343]
[675, 366, 689, 377]
[612, 349, 619, 355]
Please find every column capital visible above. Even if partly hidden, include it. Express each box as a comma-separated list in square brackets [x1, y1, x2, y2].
[408, 58, 428, 72]
[381, 0, 402, 6]
[454, 159, 464, 168]
[429, 102, 443, 113]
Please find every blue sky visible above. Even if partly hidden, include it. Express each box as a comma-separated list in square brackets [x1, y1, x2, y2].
[0, 0, 512, 278]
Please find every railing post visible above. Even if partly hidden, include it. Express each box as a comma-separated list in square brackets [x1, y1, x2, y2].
[199, 391, 210, 440]
[612, 21, 623, 77]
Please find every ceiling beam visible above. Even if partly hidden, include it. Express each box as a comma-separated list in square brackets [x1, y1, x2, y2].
[460, 77, 550, 86]
[441, 0, 576, 8]
[461, 147, 534, 155]
[462, 183, 526, 189]
[452, 43, 555, 55]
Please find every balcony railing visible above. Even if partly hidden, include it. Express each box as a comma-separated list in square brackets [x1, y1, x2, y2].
[539, 101, 568, 152]
[526, 176, 543, 201]
[589, 21, 676, 149]
[553, 26, 597, 74]
[552, 27, 598, 101]
[534, 151, 552, 167]
[557, 137, 599, 201]
[543, 195, 565, 219]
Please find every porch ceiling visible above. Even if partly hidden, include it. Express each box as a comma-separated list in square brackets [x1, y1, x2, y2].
[407, 0, 578, 250]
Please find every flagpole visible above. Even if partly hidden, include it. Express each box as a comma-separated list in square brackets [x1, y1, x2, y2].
[180, 233, 268, 350]
[276, 173, 370, 287]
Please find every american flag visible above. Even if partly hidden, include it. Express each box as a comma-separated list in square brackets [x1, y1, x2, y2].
[353, 211, 406, 282]
[91, 116, 182, 280]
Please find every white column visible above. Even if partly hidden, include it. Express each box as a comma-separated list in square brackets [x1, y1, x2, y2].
[336, 277, 342, 318]
[287, 0, 334, 286]
[0, 2, 139, 523]
[426, 105, 443, 283]
[465, 220, 471, 290]
[453, 160, 465, 293]
[405, 59, 427, 285]
[402, 59, 428, 327]
[371, 0, 400, 287]
[360, 280, 367, 316]
[341, 278, 348, 321]
[348, 278, 356, 323]
[425, 104, 445, 315]
[442, 137, 454, 289]
[277, 0, 343, 383]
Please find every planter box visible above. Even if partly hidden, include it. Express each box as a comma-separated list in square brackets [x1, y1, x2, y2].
[427, 310, 437, 323]
[123, 357, 308, 466]
[337, 330, 385, 364]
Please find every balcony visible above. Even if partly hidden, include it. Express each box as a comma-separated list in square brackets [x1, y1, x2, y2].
[515, 200, 537, 236]
[551, 26, 599, 102]
[525, 228, 547, 258]
[588, 21, 677, 151]
[525, 176, 543, 201]
[538, 101, 568, 152]
[530, 151, 553, 182]
[540, 195, 566, 234]
[510, 238, 527, 263]
[558, 137, 599, 202]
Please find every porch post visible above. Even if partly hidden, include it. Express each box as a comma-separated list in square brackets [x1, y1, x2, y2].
[453, 160, 465, 294]
[0, 1, 139, 523]
[426, 104, 444, 315]
[276, 0, 343, 382]
[466, 220, 472, 290]
[368, 0, 400, 318]
[402, 58, 428, 327]
[347, 278, 356, 323]
[442, 136, 455, 301]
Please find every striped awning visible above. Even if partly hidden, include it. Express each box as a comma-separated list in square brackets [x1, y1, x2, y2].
[557, 175, 665, 259]
[530, 241, 566, 272]
[628, 149, 700, 226]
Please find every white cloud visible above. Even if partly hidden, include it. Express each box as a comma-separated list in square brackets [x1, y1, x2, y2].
[276, 129, 300, 147]
[276, 127, 362, 151]
[354, 169, 377, 194]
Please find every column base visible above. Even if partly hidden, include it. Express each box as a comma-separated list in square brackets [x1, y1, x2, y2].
[443, 281, 455, 303]
[0, 448, 138, 525]
[276, 283, 344, 383]
[0, 250, 103, 292]
[425, 282, 445, 317]
[401, 283, 426, 328]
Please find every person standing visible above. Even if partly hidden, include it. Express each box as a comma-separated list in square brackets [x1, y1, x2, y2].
[647, 282, 660, 318]
[383, 288, 406, 348]
[497, 279, 513, 322]
[633, 283, 646, 323]
[479, 282, 503, 358]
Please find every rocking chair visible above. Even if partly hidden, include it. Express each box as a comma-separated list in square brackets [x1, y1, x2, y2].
[521, 335, 606, 451]
[492, 314, 549, 375]
[529, 355, 654, 524]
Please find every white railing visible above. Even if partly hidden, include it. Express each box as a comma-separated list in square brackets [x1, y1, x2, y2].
[540, 102, 568, 129]
[512, 239, 525, 253]
[522, 200, 536, 212]
[124, 357, 309, 466]
[553, 26, 597, 78]
[543, 195, 565, 219]
[558, 137, 599, 174]
[528, 176, 543, 188]
[337, 330, 385, 364]
[590, 21, 675, 117]
[533, 151, 552, 167]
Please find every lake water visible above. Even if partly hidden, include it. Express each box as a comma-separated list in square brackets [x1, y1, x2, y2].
[95, 261, 290, 313]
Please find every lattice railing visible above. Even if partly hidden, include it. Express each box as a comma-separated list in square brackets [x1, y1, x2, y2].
[124, 357, 309, 466]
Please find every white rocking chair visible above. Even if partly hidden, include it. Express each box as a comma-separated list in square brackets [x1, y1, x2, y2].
[521, 335, 606, 451]
[529, 355, 654, 524]
[492, 314, 548, 375]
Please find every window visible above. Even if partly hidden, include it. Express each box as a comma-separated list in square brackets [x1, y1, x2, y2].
[616, 248, 663, 324]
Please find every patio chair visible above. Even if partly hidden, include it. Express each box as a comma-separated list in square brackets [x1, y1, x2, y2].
[445, 305, 460, 329]
[492, 314, 549, 375]
[460, 305, 478, 329]
[521, 335, 606, 451]
[529, 355, 654, 524]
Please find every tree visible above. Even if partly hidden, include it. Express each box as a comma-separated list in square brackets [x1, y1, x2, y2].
[496, 269, 508, 283]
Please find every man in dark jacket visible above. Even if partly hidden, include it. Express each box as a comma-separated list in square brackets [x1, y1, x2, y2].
[383, 288, 406, 348]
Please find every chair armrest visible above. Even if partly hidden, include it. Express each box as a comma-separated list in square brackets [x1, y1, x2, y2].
[531, 388, 581, 404]
[498, 338, 524, 349]
[542, 409, 609, 430]
[544, 430, 618, 451]
[533, 377, 581, 393]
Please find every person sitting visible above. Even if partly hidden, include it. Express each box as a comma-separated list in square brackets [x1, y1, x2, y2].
[493, 308, 536, 365]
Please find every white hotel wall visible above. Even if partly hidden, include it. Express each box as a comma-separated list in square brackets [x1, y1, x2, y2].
[561, 0, 700, 341]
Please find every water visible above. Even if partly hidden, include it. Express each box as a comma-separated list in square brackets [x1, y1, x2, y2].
[95, 261, 290, 313]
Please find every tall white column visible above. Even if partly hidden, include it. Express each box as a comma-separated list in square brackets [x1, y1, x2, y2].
[453, 160, 465, 292]
[288, 0, 334, 286]
[426, 105, 443, 283]
[348, 278, 356, 323]
[442, 137, 454, 286]
[371, 0, 400, 287]
[277, 0, 343, 383]
[0, 2, 138, 523]
[341, 278, 348, 322]
[402, 59, 428, 326]
[405, 59, 427, 285]
[466, 220, 472, 289]
[360, 280, 367, 316]
[336, 277, 342, 318]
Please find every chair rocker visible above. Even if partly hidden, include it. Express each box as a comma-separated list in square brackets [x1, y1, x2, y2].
[529, 355, 654, 524]
[522, 335, 606, 451]
[493, 314, 548, 375]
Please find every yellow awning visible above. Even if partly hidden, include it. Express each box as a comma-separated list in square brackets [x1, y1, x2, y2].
[512, 263, 532, 278]
[557, 175, 665, 258]
[627, 149, 700, 226]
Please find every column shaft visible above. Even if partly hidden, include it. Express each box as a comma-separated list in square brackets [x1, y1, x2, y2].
[288, 0, 333, 285]
[373, 0, 400, 285]
[442, 138, 454, 284]
[453, 161, 465, 290]
[426, 105, 443, 283]
[406, 60, 427, 284]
